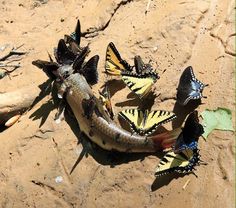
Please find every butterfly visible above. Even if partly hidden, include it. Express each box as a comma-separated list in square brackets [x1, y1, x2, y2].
[54, 39, 77, 65]
[155, 148, 200, 177]
[105, 42, 132, 75]
[177, 66, 208, 105]
[119, 109, 176, 136]
[105, 43, 159, 98]
[122, 72, 159, 98]
[64, 19, 90, 56]
[173, 111, 204, 153]
[99, 85, 114, 119]
[134, 55, 155, 75]
[32, 52, 59, 80]
[74, 55, 99, 85]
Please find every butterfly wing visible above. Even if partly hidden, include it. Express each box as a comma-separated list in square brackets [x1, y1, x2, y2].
[73, 46, 90, 72]
[72, 19, 81, 46]
[119, 109, 176, 136]
[32, 60, 59, 80]
[55, 39, 76, 64]
[177, 66, 207, 105]
[105, 42, 131, 75]
[144, 110, 177, 135]
[80, 55, 99, 85]
[134, 55, 155, 75]
[155, 149, 200, 177]
[119, 109, 144, 134]
[122, 72, 159, 98]
[173, 111, 204, 153]
[99, 85, 114, 119]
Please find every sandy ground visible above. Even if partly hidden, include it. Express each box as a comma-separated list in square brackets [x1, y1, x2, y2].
[0, 0, 235, 207]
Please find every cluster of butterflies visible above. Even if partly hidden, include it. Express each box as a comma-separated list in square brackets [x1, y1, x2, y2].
[104, 28, 208, 177]
[33, 19, 208, 177]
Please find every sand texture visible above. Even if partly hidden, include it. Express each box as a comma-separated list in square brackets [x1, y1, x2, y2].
[0, 0, 235, 207]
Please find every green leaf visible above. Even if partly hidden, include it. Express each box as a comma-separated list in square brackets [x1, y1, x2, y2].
[201, 108, 234, 139]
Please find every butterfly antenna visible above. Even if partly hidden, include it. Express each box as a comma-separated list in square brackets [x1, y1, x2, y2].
[47, 50, 54, 62]
[192, 171, 198, 178]
[199, 159, 208, 165]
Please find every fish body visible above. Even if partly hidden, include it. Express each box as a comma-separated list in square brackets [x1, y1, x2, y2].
[60, 68, 180, 153]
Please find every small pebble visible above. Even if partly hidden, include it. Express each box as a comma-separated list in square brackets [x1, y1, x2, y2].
[55, 176, 63, 183]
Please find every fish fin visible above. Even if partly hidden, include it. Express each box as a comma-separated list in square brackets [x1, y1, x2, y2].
[54, 101, 66, 124]
[148, 128, 182, 151]
[80, 55, 99, 85]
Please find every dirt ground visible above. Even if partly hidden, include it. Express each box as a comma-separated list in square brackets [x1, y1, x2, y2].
[0, 0, 235, 207]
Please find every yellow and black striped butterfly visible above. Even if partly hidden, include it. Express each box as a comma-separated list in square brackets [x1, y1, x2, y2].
[119, 109, 176, 136]
[155, 149, 200, 177]
[122, 72, 159, 98]
[99, 85, 114, 119]
[105, 42, 131, 75]
[105, 43, 159, 98]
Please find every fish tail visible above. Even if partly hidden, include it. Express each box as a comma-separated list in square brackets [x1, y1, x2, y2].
[149, 128, 181, 151]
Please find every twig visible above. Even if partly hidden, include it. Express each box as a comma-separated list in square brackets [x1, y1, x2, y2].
[5, 56, 24, 63]
[0, 86, 41, 124]
[182, 179, 191, 190]
[0, 44, 27, 61]
[0, 51, 27, 61]
[145, 0, 152, 15]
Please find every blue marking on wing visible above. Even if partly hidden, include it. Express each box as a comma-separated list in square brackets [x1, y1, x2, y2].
[174, 133, 198, 153]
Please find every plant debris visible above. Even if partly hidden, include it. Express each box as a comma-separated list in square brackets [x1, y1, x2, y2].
[201, 108, 234, 139]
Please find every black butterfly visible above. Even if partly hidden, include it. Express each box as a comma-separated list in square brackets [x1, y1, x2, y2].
[134, 55, 155, 75]
[173, 111, 204, 153]
[55, 39, 77, 65]
[64, 19, 90, 56]
[177, 66, 208, 105]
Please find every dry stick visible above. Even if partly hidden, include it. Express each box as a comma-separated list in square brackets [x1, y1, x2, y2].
[145, 0, 152, 14]
[0, 86, 41, 124]
[182, 179, 191, 190]
[0, 44, 26, 62]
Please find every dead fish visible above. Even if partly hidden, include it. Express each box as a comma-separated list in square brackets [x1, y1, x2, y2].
[33, 56, 180, 153]
[32, 22, 180, 152]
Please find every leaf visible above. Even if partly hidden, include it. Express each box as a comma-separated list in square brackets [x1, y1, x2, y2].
[201, 108, 234, 139]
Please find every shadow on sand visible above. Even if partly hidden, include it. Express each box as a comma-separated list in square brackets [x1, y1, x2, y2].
[151, 172, 194, 191]
[29, 78, 202, 190]
[172, 99, 202, 128]
[29, 80, 60, 127]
